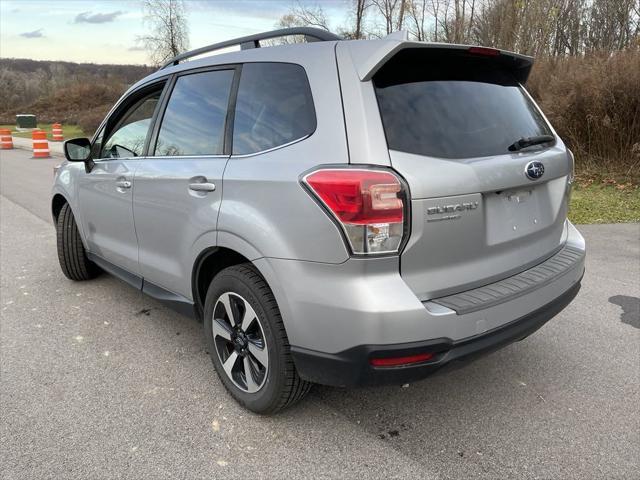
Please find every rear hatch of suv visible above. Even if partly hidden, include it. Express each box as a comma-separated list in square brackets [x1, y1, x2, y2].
[344, 43, 573, 301]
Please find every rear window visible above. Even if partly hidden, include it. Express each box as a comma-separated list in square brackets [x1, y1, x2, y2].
[232, 63, 316, 155]
[374, 49, 553, 159]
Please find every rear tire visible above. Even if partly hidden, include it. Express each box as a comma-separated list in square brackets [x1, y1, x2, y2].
[203, 263, 311, 414]
[56, 203, 100, 281]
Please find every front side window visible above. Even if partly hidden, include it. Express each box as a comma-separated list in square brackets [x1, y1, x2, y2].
[101, 90, 162, 159]
[154, 69, 234, 156]
[232, 63, 316, 155]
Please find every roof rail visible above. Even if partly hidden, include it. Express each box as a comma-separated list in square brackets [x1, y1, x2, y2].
[159, 27, 342, 70]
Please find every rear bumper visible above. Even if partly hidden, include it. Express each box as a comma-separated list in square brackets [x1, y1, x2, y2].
[255, 221, 585, 386]
[291, 278, 582, 387]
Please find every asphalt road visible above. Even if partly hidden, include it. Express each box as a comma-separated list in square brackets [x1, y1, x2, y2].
[1, 147, 639, 479]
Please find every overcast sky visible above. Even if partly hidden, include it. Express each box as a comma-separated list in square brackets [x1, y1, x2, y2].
[0, 0, 350, 65]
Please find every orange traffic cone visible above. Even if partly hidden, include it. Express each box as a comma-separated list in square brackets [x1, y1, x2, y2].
[32, 130, 51, 158]
[0, 128, 13, 149]
[52, 123, 64, 142]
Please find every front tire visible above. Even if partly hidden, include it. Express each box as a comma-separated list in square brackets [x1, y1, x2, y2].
[203, 263, 311, 414]
[56, 203, 100, 281]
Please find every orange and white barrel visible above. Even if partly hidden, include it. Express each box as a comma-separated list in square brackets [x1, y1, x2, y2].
[52, 123, 64, 142]
[0, 128, 13, 149]
[32, 130, 50, 158]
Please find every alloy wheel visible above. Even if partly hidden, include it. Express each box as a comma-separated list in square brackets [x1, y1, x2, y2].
[211, 292, 269, 393]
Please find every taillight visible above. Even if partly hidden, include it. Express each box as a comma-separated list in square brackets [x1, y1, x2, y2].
[303, 168, 407, 254]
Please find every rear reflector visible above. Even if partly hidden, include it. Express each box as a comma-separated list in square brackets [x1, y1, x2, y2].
[303, 168, 406, 254]
[468, 46, 500, 57]
[370, 352, 434, 367]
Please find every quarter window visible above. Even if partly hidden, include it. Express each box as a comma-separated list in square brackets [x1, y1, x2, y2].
[101, 90, 162, 159]
[232, 63, 316, 155]
[154, 69, 234, 156]
[91, 127, 104, 159]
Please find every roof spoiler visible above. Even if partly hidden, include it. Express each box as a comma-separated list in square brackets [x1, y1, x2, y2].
[343, 30, 534, 84]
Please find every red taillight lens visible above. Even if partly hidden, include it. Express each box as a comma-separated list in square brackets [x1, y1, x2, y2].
[305, 170, 403, 224]
[304, 169, 406, 254]
[468, 46, 500, 57]
[370, 352, 434, 367]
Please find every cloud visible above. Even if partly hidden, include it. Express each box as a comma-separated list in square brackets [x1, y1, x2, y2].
[20, 29, 44, 39]
[128, 45, 146, 51]
[74, 11, 123, 24]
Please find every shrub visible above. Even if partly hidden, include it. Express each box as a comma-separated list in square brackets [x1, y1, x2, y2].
[528, 49, 640, 180]
[75, 109, 110, 137]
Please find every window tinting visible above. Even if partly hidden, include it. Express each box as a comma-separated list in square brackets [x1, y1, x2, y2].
[233, 63, 316, 155]
[101, 91, 161, 158]
[155, 69, 234, 156]
[374, 50, 553, 159]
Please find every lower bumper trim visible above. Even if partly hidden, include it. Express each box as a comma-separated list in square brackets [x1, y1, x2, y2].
[291, 276, 582, 387]
[432, 244, 585, 315]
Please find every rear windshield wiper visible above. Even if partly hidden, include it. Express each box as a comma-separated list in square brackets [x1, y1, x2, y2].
[508, 135, 555, 152]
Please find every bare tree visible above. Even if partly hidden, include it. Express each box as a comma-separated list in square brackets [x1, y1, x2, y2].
[276, 1, 331, 30]
[585, 0, 638, 52]
[277, 0, 639, 54]
[371, 0, 408, 35]
[406, 0, 430, 40]
[429, 0, 445, 41]
[405, 0, 480, 44]
[138, 0, 190, 66]
[352, 0, 372, 38]
[336, 0, 374, 39]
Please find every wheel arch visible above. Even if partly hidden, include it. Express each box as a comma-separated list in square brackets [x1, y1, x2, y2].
[191, 247, 252, 321]
[51, 193, 69, 224]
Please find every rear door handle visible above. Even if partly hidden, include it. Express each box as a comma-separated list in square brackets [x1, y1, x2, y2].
[189, 182, 216, 192]
[116, 180, 131, 189]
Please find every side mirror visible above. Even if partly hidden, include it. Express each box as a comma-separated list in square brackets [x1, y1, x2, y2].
[64, 138, 91, 162]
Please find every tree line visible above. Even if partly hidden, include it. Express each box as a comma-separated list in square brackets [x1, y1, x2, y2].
[279, 0, 639, 57]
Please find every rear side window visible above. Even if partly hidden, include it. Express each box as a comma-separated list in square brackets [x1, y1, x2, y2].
[154, 69, 234, 156]
[232, 63, 316, 155]
[374, 49, 553, 159]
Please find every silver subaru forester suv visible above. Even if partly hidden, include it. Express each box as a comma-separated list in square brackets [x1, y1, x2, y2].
[53, 28, 585, 413]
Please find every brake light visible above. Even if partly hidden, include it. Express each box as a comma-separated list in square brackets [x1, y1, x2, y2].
[370, 352, 434, 367]
[468, 46, 500, 57]
[303, 169, 407, 254]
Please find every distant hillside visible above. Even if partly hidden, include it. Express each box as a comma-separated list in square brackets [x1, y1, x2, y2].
[0, 58, 153, 134]
[0, 58, 150, 80]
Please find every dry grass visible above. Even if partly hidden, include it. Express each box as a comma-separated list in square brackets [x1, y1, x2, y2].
[528, 49, 640, 185]
[0, 83, 123, 137]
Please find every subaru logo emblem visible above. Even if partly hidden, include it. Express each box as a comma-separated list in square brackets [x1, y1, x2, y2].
[525, 161, 545, 180]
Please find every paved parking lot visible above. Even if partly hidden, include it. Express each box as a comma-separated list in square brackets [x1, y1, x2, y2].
[1, 148, 639, 479]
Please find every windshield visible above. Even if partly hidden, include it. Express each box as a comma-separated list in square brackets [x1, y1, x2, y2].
[373, 50, 553, 159]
